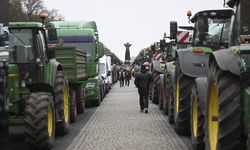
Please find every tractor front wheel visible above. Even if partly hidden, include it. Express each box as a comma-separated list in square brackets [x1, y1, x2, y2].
[205, 61, 242, 150]
[69, 88, 77, 123]
[174, 58, 193, 135]
[54, 71, 70, 134]
[190, 81, 205, 150]
[76, 85, 85, 114]
[24, 92, 55, 150]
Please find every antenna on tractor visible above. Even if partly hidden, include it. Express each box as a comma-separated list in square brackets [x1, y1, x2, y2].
[187, 10, 192, 23]
[39, 12, 48, 26]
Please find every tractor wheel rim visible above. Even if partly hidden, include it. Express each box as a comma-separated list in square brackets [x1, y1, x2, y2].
[175, 78, 180, 113]
[48, 105, 53, 137]
[63, 83, 69, 124]
[209, 83, 219, 150]
[192, 95, 198, 138]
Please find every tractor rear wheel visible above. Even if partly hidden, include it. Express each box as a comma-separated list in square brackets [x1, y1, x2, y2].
[163, 73, 168, 114]
[191, 82, 205, 150]
[174, 58, 193, 135]
[205, 61, 243, 150]
[69, 88, 77, 123]
[54, 71, 70, 135]
[76, 85, 85, 114]
[167, 71, 175, 124]
[94, 93, 101, 106]
[0, 105, 8, 143]
[152, 71, 160, 104]
[24, 92, 55, 150]
[0, 83, 9, 143]
[158, 74, 164, 110]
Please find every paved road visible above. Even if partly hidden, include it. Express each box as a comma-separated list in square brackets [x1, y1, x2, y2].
[67, 81, 192, 150]
[2, 81, 192, 150]
[2, 106, 97, 150]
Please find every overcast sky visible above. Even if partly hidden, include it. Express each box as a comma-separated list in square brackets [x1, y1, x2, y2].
[43, 0, 223, 61]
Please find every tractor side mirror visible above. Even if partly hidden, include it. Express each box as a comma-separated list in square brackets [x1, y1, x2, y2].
[47, 28, 57, 41]
[198, 17, 208, 43]
[170, 21, 178, 40]
[97, 42, 104, 60]
[160, 39, 166, 52]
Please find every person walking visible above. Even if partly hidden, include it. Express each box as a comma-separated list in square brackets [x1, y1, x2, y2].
[125, 70, 131, 87]
[119, 69, 125, 87]
[134, 64, 152, 113]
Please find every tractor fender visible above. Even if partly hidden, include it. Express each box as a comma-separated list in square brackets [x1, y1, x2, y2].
[27, 83, 54, 94]
[165, 61, 175, 73]
[152, 60, 165, 74]
[169, 69, 175, 85]
[51, 59, 63, 87]
[177, 49, 209, 78]
[27, 60, 62, 94]
[210, 49, 240, 76]
[194, 77, 207, 113]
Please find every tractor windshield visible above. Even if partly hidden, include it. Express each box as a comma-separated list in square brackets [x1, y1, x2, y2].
[207, 18, 231, 49]
[63, 42, 94, 58]
[194, 18, 231, 49]
[9, 29, 35, 63]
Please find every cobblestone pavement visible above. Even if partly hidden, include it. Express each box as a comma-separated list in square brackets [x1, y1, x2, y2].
[67, 81, 190, 150]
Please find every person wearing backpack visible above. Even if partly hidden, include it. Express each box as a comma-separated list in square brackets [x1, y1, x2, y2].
[134, 64, 152, 113]
[125, 70, 131, 87]
[119, 69, 125, 87]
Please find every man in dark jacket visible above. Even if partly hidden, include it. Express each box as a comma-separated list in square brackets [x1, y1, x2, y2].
[134, 64, 152, 113]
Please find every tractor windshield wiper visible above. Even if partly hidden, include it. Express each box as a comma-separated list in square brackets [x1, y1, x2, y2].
[9, 31, 28, 47]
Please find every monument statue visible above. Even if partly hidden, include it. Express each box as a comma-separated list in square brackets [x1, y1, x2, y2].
[124, 42, 131, 64]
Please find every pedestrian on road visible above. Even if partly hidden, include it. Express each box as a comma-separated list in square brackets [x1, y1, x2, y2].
[125, 70, 131, 87]
[134, 64, 152, 113]
[119, 69, 125, 87]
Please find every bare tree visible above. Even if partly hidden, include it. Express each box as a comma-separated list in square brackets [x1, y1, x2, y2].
[9, 0, 27, 21]
[9, 0, 64, 22]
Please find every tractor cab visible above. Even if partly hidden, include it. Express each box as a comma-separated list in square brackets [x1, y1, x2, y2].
[190, 9, 233, 50]
[8, 22, 49, 84]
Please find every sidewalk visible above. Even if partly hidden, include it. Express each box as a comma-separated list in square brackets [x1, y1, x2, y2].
[67, 80, 190, 150]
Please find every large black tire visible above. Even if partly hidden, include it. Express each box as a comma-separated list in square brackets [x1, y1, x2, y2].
[94, 93, 101, 106]
[69, 87, 77, 123]
[158, 74, 164, 110]
[174, 58, 193, 135]
[205, 61, 243, 150]
[54, 71, 70, 135]
[0, 96, 8, 143]
[76, 85, 85, 114]
[152, 70, 160, 104]
[163, 73, 168, 114]
[24, 92, 55, 150]
[167, 70, 175, 124]
[190, 79, 206, 150]
[0, 74, 9, 142]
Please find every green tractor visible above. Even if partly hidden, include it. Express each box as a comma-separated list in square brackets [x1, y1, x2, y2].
[172, 8, 233, 149]
[204, 0, 249, 149]
[48, 21, 105, 107]
[0, 22, 70, 149]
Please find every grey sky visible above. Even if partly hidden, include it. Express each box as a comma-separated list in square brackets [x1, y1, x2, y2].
[43, 0, 223, 61]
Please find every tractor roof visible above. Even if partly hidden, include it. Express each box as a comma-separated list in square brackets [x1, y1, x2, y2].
[190, 8, 233, 23]
[49, 21, 97, 30]
[56, 28, 94, 37]
[9, 22, 43, 28]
